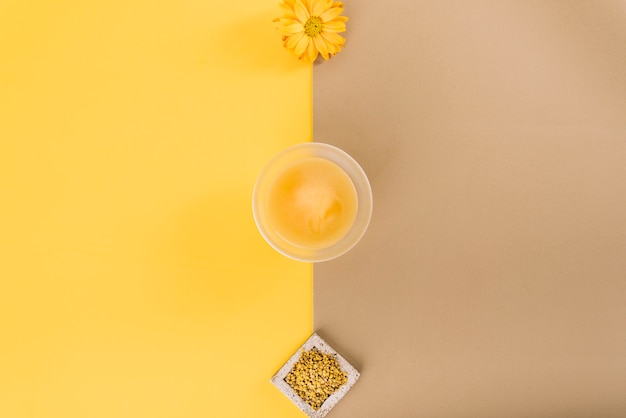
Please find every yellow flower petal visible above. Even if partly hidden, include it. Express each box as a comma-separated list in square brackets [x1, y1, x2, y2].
[279, 3, 297, 19]
[294, 33, 310, 56]
[319, 5, 343, 22]
[294, 0, 310, 23]
[281, 22, 304, 34]
[306, 39, 319, 62]
[311, 0, 331, 17]
[331, 15, 348, 22]
[320, 30, 345, 48]
[286, 31, 305, 49]
[313, 35, 330, 60]
[322, 20, 346, 32]
[320, 39, 337, 54]
[279, 17, 299, 26]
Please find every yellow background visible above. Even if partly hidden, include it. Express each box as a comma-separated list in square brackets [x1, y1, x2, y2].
[0, 1, 312, 416]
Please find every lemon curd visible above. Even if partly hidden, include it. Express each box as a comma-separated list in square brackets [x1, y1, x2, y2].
[266, 157, 358, 250]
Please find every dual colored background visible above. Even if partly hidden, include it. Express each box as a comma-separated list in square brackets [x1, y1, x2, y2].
[3, 1, 626, 417]
[1, 1, 310, 417]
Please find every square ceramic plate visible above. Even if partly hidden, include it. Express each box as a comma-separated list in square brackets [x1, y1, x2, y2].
[271, 333, 360, 417]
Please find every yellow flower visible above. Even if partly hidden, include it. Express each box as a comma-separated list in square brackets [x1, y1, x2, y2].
[274, 0, 348, 62]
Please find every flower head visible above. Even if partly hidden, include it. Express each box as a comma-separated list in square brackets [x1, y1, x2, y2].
[274, 0, 348, 62]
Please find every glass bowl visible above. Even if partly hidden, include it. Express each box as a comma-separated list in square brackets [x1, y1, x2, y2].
[252, 142, 372, 262]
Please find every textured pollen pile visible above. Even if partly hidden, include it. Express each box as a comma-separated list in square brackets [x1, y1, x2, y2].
[284, 349, 348, 410]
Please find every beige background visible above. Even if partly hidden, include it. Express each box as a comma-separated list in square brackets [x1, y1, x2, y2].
[313, 1, 626, 416]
